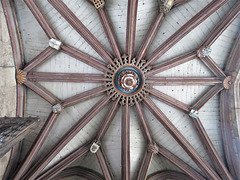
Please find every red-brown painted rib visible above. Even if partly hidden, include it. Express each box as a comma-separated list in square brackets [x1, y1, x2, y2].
[95, 97, 120, 142]
[62, 44, 111, 73]
[24, 81, 60, 105]
[143, 0, 230, 69]
[201, 1, 240, 47]
[22, 94, 113, 180]
[24, 0, 59, 39]
[146, 77, 222, 86]
[62, 86, 110, 108]
[145, 51, 197, 77]
[143, 97, 221, 179]
[126, 0, 138, 61]
[198, 56, 226, 78]
[96, 147, 114, 180]
[147, 88, 190, 112]
[27, 72, 108, 83]
[192, 85, 223, 110]
[23, 47, 58, 73]
[121, 99, 131, 180]
[48, 0, 114, 65]
[136, 13, 164, 65]
[13, 112, 60, 180]
[36, 142, 91, 180]
[190, 117, 233, 180]
[156, 143, 205, 180]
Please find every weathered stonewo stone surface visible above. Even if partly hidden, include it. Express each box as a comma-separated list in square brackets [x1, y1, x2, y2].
[0, 2, 16, 179]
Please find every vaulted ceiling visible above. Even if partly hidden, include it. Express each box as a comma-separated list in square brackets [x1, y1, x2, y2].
[1, 0, 240, 179]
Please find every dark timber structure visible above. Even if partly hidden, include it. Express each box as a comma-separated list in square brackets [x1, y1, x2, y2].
[0, 117, 40, 158]
[1, 0, 240, 179]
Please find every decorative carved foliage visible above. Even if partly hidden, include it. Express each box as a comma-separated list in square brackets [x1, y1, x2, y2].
[16, 69, 26, 84]
[223, 76, 232, 90]
[104, 55, 151, 106]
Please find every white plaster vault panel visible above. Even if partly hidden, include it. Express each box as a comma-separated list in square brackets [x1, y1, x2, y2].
[12, 0, 240, 179]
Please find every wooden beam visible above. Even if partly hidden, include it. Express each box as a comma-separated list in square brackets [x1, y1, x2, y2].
[142, 0, 229, 69]
[198, 56, 226, 78]
[146, 77, 222, 86]
[137, 150, 153, 180]
[96, 147, 114, 180]
[95, 97, 120, 142]
[145, 50, 197, 77]
[22, 94, 113, 180]
[62, 86, 110, 108]
[121, 98, 131, 180]
[126, 0, 138, 60]
[24, 81, 60, 105]
[201, 1, 240, 47]
[146, 88, 190, 112]
[27, 72, 108, 83]
[190, 117, 233, 180]
[24, 0, 59, 39]
[156, 143, 205, 180]
[61, 44, 111, 73]
[13, 112, 59, 180]
[23, 47, 58, 73]
[0, 117, 40, 158]
[36, 142, 91, 180]
[143, 97, 220, 179]
[192, 85, 223, 110]
[136, 13, 164, 65]
[134, 100, 154, 143]
[48, 0, 115, 66]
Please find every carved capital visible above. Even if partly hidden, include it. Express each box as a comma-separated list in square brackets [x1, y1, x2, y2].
[223, 76, 232, 90]
[52, 104, 63, 113]
[197, 46, 212, 57]
[148, 143, 159, 154]
[49, 38, 62, 50]
[16, 70, 26, 84]
[92, 0, 105, 9]
[159, 0, 174, 14]
[189, 109, 199, 119]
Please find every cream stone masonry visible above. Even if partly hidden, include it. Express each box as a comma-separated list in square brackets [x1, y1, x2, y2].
[0, 2, 16, 179]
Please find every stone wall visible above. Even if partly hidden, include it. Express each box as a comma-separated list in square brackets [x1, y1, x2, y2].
[0, 2, 16, 179]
